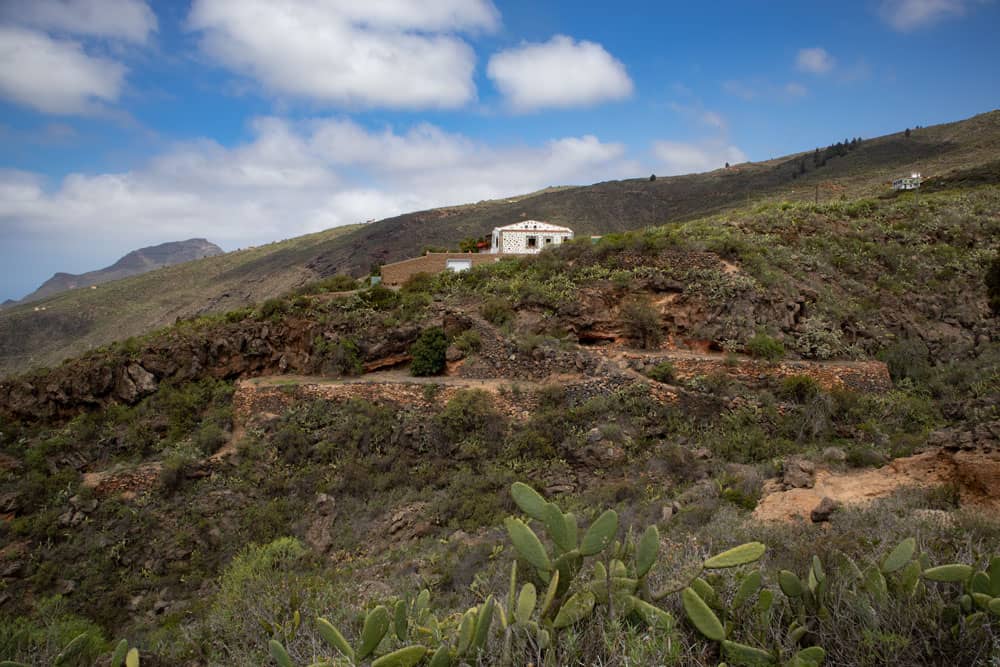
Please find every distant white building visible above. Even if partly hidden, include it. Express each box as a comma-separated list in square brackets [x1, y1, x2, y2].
[489, 221, 574, 254]
[893, 172, 922, 190]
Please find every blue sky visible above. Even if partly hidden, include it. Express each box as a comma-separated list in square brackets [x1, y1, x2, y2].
[1, 0, 998, 302]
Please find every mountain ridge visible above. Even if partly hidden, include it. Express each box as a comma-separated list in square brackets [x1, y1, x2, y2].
[8, 238, 224, 306]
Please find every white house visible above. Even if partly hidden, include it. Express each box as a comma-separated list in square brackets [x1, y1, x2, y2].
[489, 221, 574, 254]
[893, 173, 922, 190]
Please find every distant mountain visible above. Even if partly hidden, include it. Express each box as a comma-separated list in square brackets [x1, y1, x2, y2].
[12, 239, 224, 305]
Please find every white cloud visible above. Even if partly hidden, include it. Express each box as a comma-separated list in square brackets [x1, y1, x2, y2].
[796, 47, 835, 74]
[652, 140, 747, 176]
[188, 0, 498, 109]
[326, 0, 499, 32]
[879, 0, 968, 30]
[487, 35, 633, 112]
[1, 0, 157, 43]
[0, 118, 639, 288]
[0, 26, 125, 114]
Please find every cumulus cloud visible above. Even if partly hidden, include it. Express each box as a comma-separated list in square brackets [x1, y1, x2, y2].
[796, 47, 835, 74]
[652, 140, 747, 176]
[0, 117, 639, 295]
[1, 0, 157, 43]
[188, 0, 499, 109]
[0, 26, 126, 114]
[487, 35, 633, 112]
[879, 0, 968, 30]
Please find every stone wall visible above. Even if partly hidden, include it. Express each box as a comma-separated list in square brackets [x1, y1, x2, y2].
[622, 352, 892, 392]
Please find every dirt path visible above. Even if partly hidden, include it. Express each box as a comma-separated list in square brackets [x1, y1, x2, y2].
[245, 370, 557, 390]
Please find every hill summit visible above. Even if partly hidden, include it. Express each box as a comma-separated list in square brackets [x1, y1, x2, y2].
[10, 238, 223, 306]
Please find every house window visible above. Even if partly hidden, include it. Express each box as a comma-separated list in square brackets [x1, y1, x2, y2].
[526, 236, 537, 248]
[544, 237, 553, 244]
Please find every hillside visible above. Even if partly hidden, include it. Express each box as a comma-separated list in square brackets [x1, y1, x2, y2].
[1, 110, 997, 378]
[0, 226, 360, 376]
[8, 239, 224, 306]
[0, 173, 997, 665]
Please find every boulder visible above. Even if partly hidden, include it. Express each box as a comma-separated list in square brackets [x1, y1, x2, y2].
[782, 458, 816, 490]
[810, 496, 841, 523]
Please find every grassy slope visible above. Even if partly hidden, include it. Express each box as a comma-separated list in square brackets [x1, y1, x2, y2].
[0, 225, 360, 375]
[1, 110, 997, 378]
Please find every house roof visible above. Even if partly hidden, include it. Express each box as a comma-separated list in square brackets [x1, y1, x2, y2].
[492, 220, 573, 234]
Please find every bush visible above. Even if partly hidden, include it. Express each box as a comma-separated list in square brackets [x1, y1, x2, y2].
[620, 297, 662, 349]
[435, 389, 504, 457]
[780, 374, 821, 403]
[880, 338, 931, 384]
[745, 332, 785, 361]
[159, 449, 197, 496]
[204, 538, 342, 666]
[193, 421, 228, 456]
[480, 296, 513, 326]
[793, 316, 844, 360]
[410, 327, 448, 376]
[257, 298, 289, 320]
[224, 307, 254, 323]
[400, 271, 437, 295]
[453, 329, 482, 354]
[314, 336, 363, 376]
[307, 274, 358, 293]
[361, 284, 401, 310]
[644, 361, 675, 383]
[0, 597, 108, 666]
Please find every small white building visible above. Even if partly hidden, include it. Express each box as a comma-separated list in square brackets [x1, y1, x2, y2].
[489, 221, 574, 254]
[893, 172, 922, 190]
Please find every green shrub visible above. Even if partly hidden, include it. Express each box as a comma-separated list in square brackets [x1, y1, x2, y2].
[745, 332, 785, 361]
[313, 336, 363, 376]
[307, 274, 358, 293]
[410, 327, 448, 376]
[620, 297, 662, 349]
[205, 538, 342, 666]
[0, 597, 108, 666]
[257, 297, 289, 320]
[314, 399, 396, 461]
[644, 361, 675, 383]
[159, 448, 198, 496]
[879, 338, 932, 384]
[453, 329, 482, 354]
[361, 284, 401, 310]
[780, 374, 821, 403]
[400, 271, 437, 295]
[193, 421, 228, 456]
[480, 296, 513, 326]
[435, 389, 504, 455]
[224, 306, 254, 323]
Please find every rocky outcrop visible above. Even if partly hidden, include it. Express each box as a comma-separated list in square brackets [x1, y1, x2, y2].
[0, 314, 419, 421]
[754, 446, 1000, 522]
